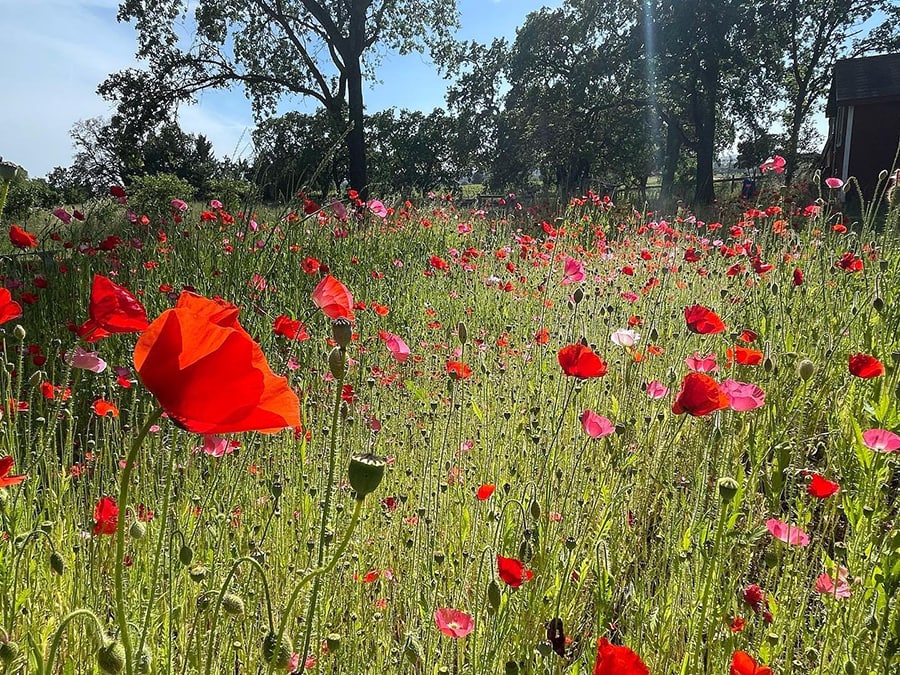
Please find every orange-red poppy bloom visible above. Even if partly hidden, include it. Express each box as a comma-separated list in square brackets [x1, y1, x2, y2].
[672, 373, 730, 416]
[848, 353, 884, 378]
[0, 289, 23, 326]
[0, 456, 26, 487]
[727, 346, 764, 366]
[558, 344, 608, 379]
[134, 292, 300, 434]
[593, 637, 649, 675]
[730, 650, 773, 675]
[80, 274, 149, 340]
[312, 275, 355, 321]
[684, 304, 726, 334]
[9, 225, 38, 249]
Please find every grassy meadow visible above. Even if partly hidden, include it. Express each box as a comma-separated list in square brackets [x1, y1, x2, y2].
[0, 179, 898, 674]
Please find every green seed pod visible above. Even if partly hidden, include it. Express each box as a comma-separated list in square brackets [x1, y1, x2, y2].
[130, 521, 147, 540]
[12, 325, 25, 342]
[348, 453, 386, 500]
[331, 319, 352, 349]
[0, 640, 19, 665]
[328, 347, 346, 379]
[179, 545, 194, 566]
[49, 551, 65, 576]
[325, 633, 342, 653]
[96, 640, 127, 675]
[797, 359, 815, 381]
[717, 477, 739, 503]
[221, 592, 245, 617]
[262, 632, 293, 669]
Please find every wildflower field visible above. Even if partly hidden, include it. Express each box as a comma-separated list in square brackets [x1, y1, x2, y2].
[0, 181, 898, 675]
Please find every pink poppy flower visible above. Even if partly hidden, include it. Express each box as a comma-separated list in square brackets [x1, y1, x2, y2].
[646, 380, 669, 399]
[380, 331, 411, 363]
[65, 346, 107, 373]
[815, 566, 851, 599]
[766, 518, 810, 546]
[53, 208, 72, 224]
[720, 379, 765, 411]
[610, 328, 640, 347]
[824, 177, 844, 189]
[685, 352, 718, 373]
[561, 257, 585, 285]
[759, 155, 786, 174]
[331, 200, 348, 221]
[199, 434, 237, 457]
[368, 199, 388, 218]
[209, 199, 223, 209]
[434, 608, 474, 639]
[862, 428, 900, 453]
[171, 199, 188, 212]
[581, 410, 614, 438]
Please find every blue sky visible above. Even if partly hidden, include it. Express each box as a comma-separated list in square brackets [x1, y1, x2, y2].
[1, 0, 563, 178]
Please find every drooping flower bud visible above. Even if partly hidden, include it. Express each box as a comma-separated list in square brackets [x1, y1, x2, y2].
[96, 640, 127, 674]
[221, 592, 245, 617]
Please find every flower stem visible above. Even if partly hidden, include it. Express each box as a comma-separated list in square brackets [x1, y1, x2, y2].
[114, 406, 163, 675]
[44, 608, 105, 675]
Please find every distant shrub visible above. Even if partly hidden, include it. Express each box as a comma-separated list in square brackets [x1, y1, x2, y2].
[204, 177, 256, 213]
[128, 173, 196, 222]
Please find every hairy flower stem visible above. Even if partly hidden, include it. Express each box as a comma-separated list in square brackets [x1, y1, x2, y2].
[114, 406, 163, 675]
[44, 609, 106, 675]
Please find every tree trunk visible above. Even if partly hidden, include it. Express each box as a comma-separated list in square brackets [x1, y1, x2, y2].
[693, 65, 718, 205]
[660, 122, 682, 199]
[345, 0, 368, 199]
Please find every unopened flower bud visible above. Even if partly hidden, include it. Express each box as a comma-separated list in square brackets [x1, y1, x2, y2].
[12, 325, 25, 342]
[178, 544, 193, 566]
[457, 321, 468, 345]
[572, 287, 584, 305]
[96, 640, 126, 674]
[262, 632, 293, 669]
[328, 347, 346, 379]
[49, 551, 65, 576]
[0, 639, 19, 665]
[221, 592, 245, 617]
[797, 359, 815, 381]
[130, 521, 147, 540]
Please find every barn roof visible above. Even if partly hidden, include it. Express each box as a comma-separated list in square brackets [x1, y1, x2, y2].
[827, 52, 900, 117]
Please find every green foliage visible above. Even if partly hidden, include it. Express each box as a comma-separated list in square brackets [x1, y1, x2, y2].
[2, 170, 61, 222]
[127, 173, 195, 220]
[204, 177, 256, 212]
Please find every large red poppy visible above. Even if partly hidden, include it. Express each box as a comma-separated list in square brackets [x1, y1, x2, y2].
[0, 289, 23, 326]
[672, 372, 730, 416]
[558, 344, 608, 379]
[93, 496, 119, 536]
[0, 456, 26, 487]
[848, 353, 884, 378]
[730, 650, 773, 675]
[9, 225, 38, 249]
[133, 292, 300, 434]
[684, 304, 726, 334]
[81, 274, 148, 338]
[312, 275, 355, 321]
[497, 555, 533, 588]
[593, 638, 649, 675]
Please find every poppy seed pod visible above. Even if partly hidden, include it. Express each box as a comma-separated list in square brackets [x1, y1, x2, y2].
[188, 564, 208, 583]
[328, 347, 346, 379]
[96, 640, 127, 675]
[331, 318, 352, 348]
[348, 453, 386, 499]
[326, 633, 342, 652]
[717, 477, 739, 503]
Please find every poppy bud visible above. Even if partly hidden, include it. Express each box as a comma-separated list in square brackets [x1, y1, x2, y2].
[348, 453, 386, 499]
[331, 319, 352, 348]
[649, 327, 659, 341]
[572, 288, 584, 305]
[457, 321, 468, 344]
[433, 550, 445, 564]
[262, 632, 293, 669]
[130, 521, 147, 540]
[326, 633, 342, 653]
[505, 661, 520, 675]
[529, 500, 541, 520]
[328, 347, 346, 379]
[763, 356, 774, 373]
[196, 593, 213, 611]
[845, 659, 856, 675]
[0, 639, 19, 665]
[797, 359, 815, 381]
[221, 592, 245, 616]
[12, 325, 25, 342]
[536, 641, 553, 657]
[179, 545, 194, 566]
[488, 579, 501, 610]
[873, 297, 884, 313]
[96, 640, 126, 674]
[717, 477, 739, 503]
[49, 551, 65, 576]
[271, 480, 283, 499]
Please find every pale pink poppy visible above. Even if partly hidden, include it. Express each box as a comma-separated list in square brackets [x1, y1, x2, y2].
[580, 410, 614, 439]
[199, 435, 236, 457]
[171, 198, 188, 212]
[65, 346, 107, 373]
[331, 200, 348, 221]
[434, 608, 474, 638]
[862, 428, 900, 453]
[824, 177, 844, 189]
[209, 199, 223, 209]
[381, 331, 411, 363]
[561, 257, 585, 285]
[53, 208, 72, 224]
[766, 518, 810, 546]
[610, 328, 640, 347]
[646, 380, 669, 399]
[720, 379, 765, 411]
[368, 199, 388, 218]
[686, 352, 718, 373]
[815, 566, 851, 599]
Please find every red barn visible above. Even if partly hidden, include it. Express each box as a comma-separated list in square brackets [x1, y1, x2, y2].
[823, 53, 900, 202]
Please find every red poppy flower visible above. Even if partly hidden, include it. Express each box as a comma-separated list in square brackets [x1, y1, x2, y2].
[727, 346, 764, 366]
[848, 353, 883, 378]
[0, 456, 26, 487]
[807, 473, 840, 498]
[672, 373, 729, 416]
[93, 496, 119, 536]
[593, 637, 649, 675]
[133, 292, 301, 434]
[730, 651, 773, 675]
[93, 399, 120, 417]
[312, 275, 355, 321]
[0, 288, 23, 326]
[273, 315, 310, 341]
[9, 225, 38, 249]
[792, 268, 804, 286]
[82, 274, 148, 337]
[446, 360, 472, 380]
[476, 483, 496, 500]
[558, 344, 608, 379]
[497, 555, 533, 588]
[684, 304, 726, 334]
